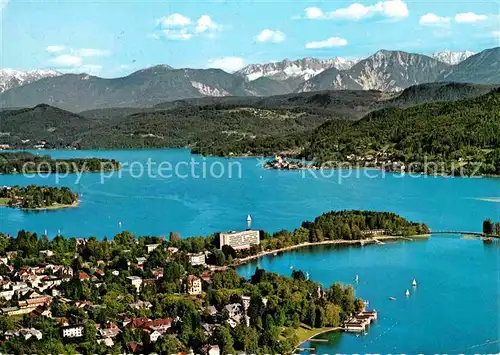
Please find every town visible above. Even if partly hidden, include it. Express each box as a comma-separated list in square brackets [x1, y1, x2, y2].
[0, 210, 422, 354]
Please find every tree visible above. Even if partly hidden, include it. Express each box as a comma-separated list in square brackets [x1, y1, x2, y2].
[164, 262, 184, 283]
[291, 269, 306, 281]
[169, 232, 181, 242]
[483, 219, 494, 235]
[324, 304, 341, 326]
[213, 325, 235, 355]
[154, 335, 185, 354]
[233, 324, 259, 353]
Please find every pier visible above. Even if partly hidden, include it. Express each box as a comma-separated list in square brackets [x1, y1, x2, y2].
[343, 303, 378, 333]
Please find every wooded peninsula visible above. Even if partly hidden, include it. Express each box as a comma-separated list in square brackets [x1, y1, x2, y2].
[0, 185, 78, 210]
[0, 152, 120, 175]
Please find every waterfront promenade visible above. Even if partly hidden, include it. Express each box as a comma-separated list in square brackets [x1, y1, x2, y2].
[233, 235, 421, 266]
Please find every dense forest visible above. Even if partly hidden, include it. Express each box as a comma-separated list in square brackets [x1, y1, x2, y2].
[301, 88, 500, 175]
[0, 152, 120, 174]
[1, 83, 497, 159]
[0, 185, 78, 209]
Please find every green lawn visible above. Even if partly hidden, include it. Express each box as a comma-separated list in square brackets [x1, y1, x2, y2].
[0, 197, 10, 206]
[293, 324, 339, 346]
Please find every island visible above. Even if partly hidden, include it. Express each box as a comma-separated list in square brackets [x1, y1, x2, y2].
[0, 185, 79, 210]
[0, 210, 428, 354]
[0, 152, 120, 175]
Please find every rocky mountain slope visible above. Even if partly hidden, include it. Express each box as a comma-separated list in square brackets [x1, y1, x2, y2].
[236, 57, 359, 83]
[297, 50, 450, 92]
[438, 47, 500, 84]
[1, 47, 497, 112]
[0, 65, 288, 111]
[0, 69, 60, 93]
[431, 50, 475, 65]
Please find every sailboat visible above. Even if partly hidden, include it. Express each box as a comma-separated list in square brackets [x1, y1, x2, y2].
[405, 289, 410, 297]
[412, 279, 417, 287]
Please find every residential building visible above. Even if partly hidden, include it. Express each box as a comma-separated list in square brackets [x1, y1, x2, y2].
[148, 330, 162, 343]
[187, 252, 206, 266]
[202, 345, 220, 355]
[241, 295, 251, 312]
[127, 276, 143, 293]
[62, 324, 85, 338]
[146, 244, 160, 253]
[185, 275, 202, 295]
[143, 318, 173, 333]
[219, 230, 260, 250]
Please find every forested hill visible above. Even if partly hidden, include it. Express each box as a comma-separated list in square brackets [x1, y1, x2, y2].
[0, 84, 498, 163]
[302, 88, 500, 175]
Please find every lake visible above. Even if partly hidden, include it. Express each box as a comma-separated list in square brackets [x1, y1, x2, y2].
[0, 149, 499, 353]
[237, 237, 500, 354]
[1, 149, 499, 238]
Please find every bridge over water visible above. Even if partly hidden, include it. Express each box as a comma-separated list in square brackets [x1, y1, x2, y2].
[430, 231, 500, 239]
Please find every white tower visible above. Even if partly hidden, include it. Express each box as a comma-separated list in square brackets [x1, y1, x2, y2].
[247, 214, 252, 229]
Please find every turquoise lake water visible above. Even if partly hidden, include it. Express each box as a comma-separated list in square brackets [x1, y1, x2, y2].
[0, 149, 499, 353]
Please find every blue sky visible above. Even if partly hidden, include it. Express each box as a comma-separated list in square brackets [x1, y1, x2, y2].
[1, 0, 499, 77]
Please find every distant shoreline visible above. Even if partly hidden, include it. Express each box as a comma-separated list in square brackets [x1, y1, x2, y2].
[233, 235, 425, 267]
[0, 200, 80, 211]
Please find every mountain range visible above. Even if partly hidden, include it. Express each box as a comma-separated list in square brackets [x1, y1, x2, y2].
[0, 48, 498, 112]
[0, 69, 60, 93]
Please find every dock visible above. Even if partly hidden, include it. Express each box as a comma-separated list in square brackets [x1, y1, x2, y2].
[343, 304, 378, 333]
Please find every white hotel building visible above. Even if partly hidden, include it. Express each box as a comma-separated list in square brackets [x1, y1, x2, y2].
[219, 230, 260, 250]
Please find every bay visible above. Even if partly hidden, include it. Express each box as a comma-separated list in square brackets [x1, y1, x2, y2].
[0, 148, 499, 353]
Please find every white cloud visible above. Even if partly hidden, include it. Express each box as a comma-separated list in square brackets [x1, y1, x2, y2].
[50, 55, 83, 67]
[305, 37, 348, 49]
[46, 45, 65, 53]
[195, 15, 221, 33]
[493, 30, 500, 38]
[329, 3, 375, 20]
[74, 48, 111, 57]
[153, 13, 222, 40]
[207, 57, 246, 72]
[163, 29, 193, 40]
[455, 12, 488, 23]
[304, 7, 325, 19]
[254, 29, 286, 43]
[157, 13, 191, 27]
[419, 13, 451, 26]
[301, 0, 408, 21]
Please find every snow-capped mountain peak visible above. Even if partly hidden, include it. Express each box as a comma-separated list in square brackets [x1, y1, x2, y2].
[0, 69, 61, 93]
[236, 57, 360, 82]
[430, 50, 475, 65]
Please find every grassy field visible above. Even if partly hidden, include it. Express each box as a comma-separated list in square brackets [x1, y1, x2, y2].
[0, 197, 10, 206]
[293, 324, 339, 346]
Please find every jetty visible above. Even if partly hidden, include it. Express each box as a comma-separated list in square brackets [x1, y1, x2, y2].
[344, 303, 378, 333]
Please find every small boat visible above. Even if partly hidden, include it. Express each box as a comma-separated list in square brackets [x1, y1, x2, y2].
[273, 252, 278, 256]
[290, 266, 293, 270]
[412, 279, 417, 287]
[405, 289, 410, 297]
[355, 274, 359, 283]
[389, 296, 396, 301]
